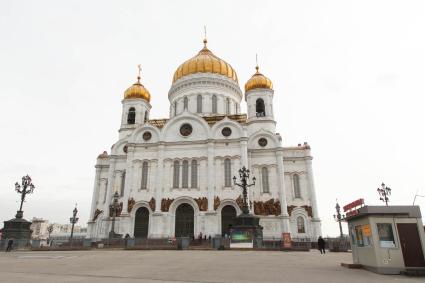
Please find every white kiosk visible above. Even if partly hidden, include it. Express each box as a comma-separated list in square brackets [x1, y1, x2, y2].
[345, 204, 425, 275]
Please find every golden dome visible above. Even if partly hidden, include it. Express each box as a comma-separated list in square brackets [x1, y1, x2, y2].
[172, 39, 238, 84]
[245, 66, 273, 92]
[124, 76, 151, 102]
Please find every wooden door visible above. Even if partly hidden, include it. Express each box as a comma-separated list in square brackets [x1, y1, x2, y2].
[175, 203, 194, 237]
[134, 207, 149, 238]
[221, 205, 236, 237]
[397, 223, 425, 267]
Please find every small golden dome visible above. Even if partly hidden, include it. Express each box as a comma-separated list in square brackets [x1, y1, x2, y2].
[124, 76, 151, 102]
[245, 66, 273, 92]
[172, 39, 238, 84]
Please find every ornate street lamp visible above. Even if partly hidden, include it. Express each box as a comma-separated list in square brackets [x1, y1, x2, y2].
[333, 200, 344, 238]
[109, 191, 120, 239]
[233, 166, 256, 215]
[377, 182, 391, 206]
[47, 224, 53, 245]
[14, 175, 35, 219]
[69, 205, 79, 245]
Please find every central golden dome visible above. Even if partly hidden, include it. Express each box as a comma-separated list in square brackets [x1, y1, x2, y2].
[172, 39, 238, 83]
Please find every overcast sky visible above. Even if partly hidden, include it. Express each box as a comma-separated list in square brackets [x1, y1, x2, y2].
[1, 0, 424, 237]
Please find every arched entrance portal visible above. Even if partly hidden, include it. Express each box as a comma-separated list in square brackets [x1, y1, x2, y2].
[221, 205, 237, 237]
[134, 207, 149, 238]
[175, 203, 194, 237]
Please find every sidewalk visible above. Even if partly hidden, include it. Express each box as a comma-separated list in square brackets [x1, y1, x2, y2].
[0, 250, 422, 283]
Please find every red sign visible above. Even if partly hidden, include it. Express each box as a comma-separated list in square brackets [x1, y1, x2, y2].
[346, 209, 359, 218]
[343, 198, 364, 212]
[282, 233, 292, 249]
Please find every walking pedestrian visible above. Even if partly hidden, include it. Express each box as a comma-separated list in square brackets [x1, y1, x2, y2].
[318, 236, 326, 254]
[5, 239, 14, 252]
[124, 233, 130, 248]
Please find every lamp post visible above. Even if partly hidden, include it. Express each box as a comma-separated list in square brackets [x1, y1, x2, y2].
[47, 224, 53, 245]
[69, 205, 79, 246]
[233, 166, 256, 215]
[109, 191, 120, 239]
[377, 182, 391, 206]
[14, 175, 35, 219]
[333, 201, 344, 238]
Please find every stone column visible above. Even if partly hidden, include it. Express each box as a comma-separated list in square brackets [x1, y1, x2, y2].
[306, 156, 321, 237]
[155, 144, 164, 212]
[276, 150, 290, 232]
[121, 148, 135, 215]
[104, 157, 117, 211]
[207, 141, 215, 211]
[89, 166, 101, 220]
[240, 138, 248, 168]
[102, 157, 117, 238]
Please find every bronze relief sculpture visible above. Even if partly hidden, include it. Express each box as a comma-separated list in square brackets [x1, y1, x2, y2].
[194, 197, 208, 211]
[161, 198, 174, 212]
[127, 197, 136, 213]
[214, 196, 221, 210]
[93, 209, 103, 221]
[149, 197, 156, 211]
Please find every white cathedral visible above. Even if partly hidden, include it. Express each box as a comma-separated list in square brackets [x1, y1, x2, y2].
[87, 38, 322, 240]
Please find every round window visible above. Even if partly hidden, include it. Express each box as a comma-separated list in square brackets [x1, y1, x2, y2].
[143, 131, 152, 141]
[180, 123, 193, 136]
[258, 138, 268, 147]
[222, 127, 232, 137]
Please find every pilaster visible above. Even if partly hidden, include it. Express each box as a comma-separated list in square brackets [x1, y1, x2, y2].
[276, 150, 290, 232]
[155, 144, 165, 212]
[207, 141, 215, 211]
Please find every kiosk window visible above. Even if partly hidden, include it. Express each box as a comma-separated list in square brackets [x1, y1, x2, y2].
[355, 225, 371, 247]
[377, 223, 396, 248]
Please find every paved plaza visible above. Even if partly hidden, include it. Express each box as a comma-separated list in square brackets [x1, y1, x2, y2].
[0, 250, 422, 283]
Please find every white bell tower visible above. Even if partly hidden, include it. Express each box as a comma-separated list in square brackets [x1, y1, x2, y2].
[245, 65, 276, 133]
[119, 65, 152, 138]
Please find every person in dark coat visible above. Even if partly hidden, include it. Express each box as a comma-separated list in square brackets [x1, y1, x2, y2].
[318, 236, 326, 254]
[124, 234, 130, 248]
[5, 239, 14, 252]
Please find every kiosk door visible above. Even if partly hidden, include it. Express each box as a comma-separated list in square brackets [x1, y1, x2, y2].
[397, 223, 425, 267]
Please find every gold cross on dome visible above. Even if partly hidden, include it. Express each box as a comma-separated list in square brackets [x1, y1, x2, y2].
[137, 64, 141, 82]
[203, 26, 208, 47]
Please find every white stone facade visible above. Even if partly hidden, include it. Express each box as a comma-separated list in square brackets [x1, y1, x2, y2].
[87, 56, 321, 241]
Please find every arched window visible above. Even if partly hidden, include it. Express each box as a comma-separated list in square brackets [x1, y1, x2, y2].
[144, 110, 148, 122]
[256, 99, 265, 117]
[120, 170, 126, 196]
[182, 160, 189, 188]
[191, 160, 198, 188]
[184, 97, 188, 110]
[197, 95, 202, 113]
[174, 101, 177, 116]
[173, 161, 180, 188]
[297, 216, 305, 233]
[212, 95, 217, 114]
[226, 98, 230, 115]
[224, 158, 231, 187]
[293, 174, 301, 198]
[141, 161, 148, 190]
[127, 107, 136, 124]
[261, 167, 269, 193]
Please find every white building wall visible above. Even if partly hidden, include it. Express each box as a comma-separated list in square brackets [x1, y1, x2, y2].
[88, 71, 321, 241]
